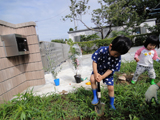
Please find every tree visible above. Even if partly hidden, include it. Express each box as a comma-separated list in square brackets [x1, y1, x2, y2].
[91, 1, 109, 39]
[147, 2, 160, 35]
[64, 0, 109, 39]
[101, 0, 141, 37]
[103, 0, 160, 33]
[63, 0, 90, 31]
[64, 0, 160, 39]
[143, 23, 160, 36]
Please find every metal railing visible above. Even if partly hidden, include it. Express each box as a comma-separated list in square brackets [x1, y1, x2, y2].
[39, 41, 70, 72]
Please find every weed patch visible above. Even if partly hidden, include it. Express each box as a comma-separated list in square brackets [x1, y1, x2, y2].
[1, 61, 160, 119]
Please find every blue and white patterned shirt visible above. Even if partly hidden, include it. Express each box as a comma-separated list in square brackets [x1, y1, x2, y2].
[92, 46, 121, 77]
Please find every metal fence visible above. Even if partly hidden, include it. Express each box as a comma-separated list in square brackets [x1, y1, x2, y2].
[39, 41, 70, 72]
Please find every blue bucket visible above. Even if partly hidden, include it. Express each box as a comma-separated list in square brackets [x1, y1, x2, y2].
[54, 78, 60, 86]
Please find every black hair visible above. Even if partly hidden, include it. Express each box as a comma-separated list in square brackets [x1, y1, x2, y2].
[144, 35, 159, 49]
[111, 36, 132, 55]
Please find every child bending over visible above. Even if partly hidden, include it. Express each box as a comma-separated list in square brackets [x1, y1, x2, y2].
[90, 36, 132, 109]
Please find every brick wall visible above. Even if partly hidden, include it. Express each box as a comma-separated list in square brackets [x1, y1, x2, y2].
[0, 20, 45, 104]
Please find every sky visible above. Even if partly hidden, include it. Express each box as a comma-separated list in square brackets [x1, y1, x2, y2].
[0, 0, 100, 42]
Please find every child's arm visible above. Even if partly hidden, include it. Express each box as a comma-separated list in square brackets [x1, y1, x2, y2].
[92, 47, 107, 81]
[134, 47, 144, 62]
[96, 70, 112, 82]
[99, 70, 112, 82]
[97, 56, 121, 82]
[92, 61, 100, 81]
[152, 49, 160, 60]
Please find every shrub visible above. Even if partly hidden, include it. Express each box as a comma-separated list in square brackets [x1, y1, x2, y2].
[51, 39, 65, 43]
[70, 33, 152, 54]
[80, 33, 100, 42]
[111, 30, 131, 37]
[77, 38, 114, 54]
[69, 28, 74, 31]
[134, 36, 147, 46]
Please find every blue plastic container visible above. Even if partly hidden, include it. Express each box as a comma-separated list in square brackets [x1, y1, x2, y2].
[54, 78, 60, 86]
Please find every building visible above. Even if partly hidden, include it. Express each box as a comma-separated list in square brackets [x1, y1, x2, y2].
[68, 18, 157, 42]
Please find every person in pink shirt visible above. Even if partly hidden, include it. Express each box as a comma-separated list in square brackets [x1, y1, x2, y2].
[131, 34, 160, 85]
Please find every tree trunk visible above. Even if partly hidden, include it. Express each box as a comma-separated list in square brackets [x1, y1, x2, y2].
[104, 25, 112, 38]
[100, 28, 104, 39]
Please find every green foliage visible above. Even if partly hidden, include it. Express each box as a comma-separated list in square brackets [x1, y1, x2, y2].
[129, 33, 154, 47]
[70, 33, 152, 54]
[67, 38, 74, 46]
[63, 0, 90, 30]
[134, 35, 147, 46]
[143, 24, 160, 36]
[103, 0, 160, 27]
[51, 67, 62, 79]
[77, 37, 114, 54]
[111, 30, 131, 37]
[120, 61, 137, 74]
[80, 33, 100, 42]
[44, 57, 62, 79]
[64, 0, 160, 39]
[69, 28, 74, 31]
[1, 61, 160, 119]
[51, 39, 65, 43]
[91, 2, 109, 39]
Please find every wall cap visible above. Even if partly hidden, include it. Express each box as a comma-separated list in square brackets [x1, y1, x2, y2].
[0, 19, 36, 28]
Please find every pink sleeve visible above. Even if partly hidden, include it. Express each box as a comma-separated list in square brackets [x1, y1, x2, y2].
[152, 49, 160, 60]
[134, 47, 145, 58]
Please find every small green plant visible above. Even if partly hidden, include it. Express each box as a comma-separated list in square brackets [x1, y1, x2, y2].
[44, 57, 62, 79]
[51, 67, 62, 79]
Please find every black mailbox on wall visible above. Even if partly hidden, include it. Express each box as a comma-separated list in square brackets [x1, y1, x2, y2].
[1, 34, 29, 57]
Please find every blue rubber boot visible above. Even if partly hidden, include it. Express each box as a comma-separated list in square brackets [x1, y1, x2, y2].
[109, 96, 116, 110]
[91, 89, 99, 105]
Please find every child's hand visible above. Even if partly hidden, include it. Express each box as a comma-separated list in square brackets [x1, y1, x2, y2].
[96, 74, 102, 82]
[94, 73, 99, 80]
[134, 57, 139, 62]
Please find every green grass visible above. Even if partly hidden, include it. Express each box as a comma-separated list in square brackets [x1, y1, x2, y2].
[1, 61, 160, 120]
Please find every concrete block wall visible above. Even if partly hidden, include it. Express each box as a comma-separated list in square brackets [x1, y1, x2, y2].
[0, 20, 45, 104]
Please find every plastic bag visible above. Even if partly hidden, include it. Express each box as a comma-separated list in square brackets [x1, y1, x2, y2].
[68, 44, 82, 75]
